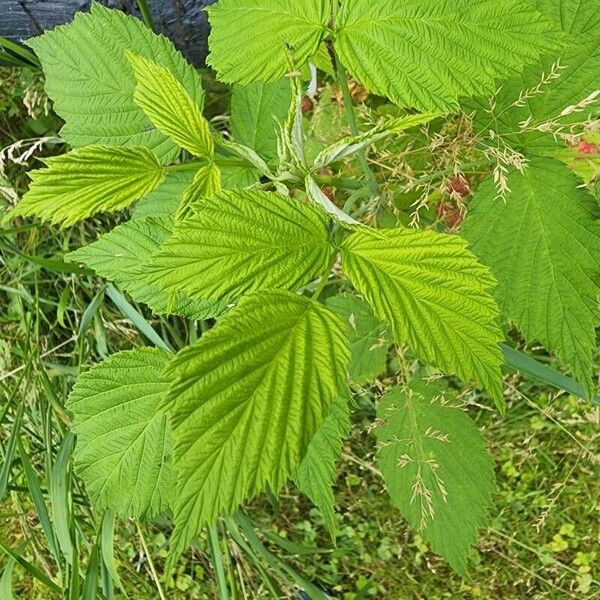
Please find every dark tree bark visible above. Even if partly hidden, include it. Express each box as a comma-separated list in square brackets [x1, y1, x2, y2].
[1, 0, 216, 66]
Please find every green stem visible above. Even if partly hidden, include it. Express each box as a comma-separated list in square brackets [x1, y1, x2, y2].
[311, 274, 330, 301]
[336, 61, 380, 197]
[135, 0, 154, 30]
[135, 521, 166, 600]
[166, 161, 205, 173]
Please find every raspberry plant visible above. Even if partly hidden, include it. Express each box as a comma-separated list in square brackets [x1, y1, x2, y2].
[6, 0, 600, 590]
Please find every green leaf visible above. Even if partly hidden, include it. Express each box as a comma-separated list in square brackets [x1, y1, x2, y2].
[325, 294, 389, 384]
[231, 79, 292, 163]
[67, 216, 225, 320]
[147, 189, 337, 303]
[376, 381, 495, 574]
[127, 52, 214, 158]
[470, 0, 600, 153]
[67, 348, 173, 518]
[333, 0, 562, 112]
[206, 0, 331, 84]
[10, 146, 165, 226]
[176, 163, 222, 219]
[312, 113, 439, 169]
[133, 170, 196, 219]
[341, 227, 505, 405]
[28, 3, 204, 162]
[164, 290, 350, 557]
[294, 390, 351, 537]
[462, 158, 600, 398]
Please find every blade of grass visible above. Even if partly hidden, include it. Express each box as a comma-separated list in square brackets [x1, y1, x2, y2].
[69, 543, 80, 600]
[0, 37, 40, 66]
[234, 512, 329, 600]
[224, 520, 283, 599]
[0, 401, 24, 502]
[50, 433, 75, 563]
[501, 344, 600, 406]
[82, 546, 100, 600]
[0, 557, 15, 600]
[17, 439, 61, 564]
[106, 284, 173, 352]
[0, 540, 61, 594]
[78, 290, 104, 339]
[100, 511, 122, 591]
[208, 524, 230, 600]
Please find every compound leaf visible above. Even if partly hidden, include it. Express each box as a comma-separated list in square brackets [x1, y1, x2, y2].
[67, 348, 173, 519]
[326, 294, 390, 384]
[67, 216, 225, 320]
[294, 390, 352, 537]
[376, 381, 495, 574]
[164, 290, 350, 558]
[231, 79, 292, 163]
[462, 158, 600, 398]
[128, 52, 214, 158]
[10, 146, 165, 226]
[334, 0, 562, 112]
[341, 227, 505, 405]
[147, 190, 337, 303]
[206, 0, 331, 84]
[28, 3, 204, 162]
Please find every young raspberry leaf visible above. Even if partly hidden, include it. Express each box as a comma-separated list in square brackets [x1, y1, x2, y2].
[176, 163, 222, 220]
[67, 348, 174, 519]
[146, 190, 337, 303]
[462, 158, 600, 399]
[376, 381, 495, 575]
[164, 291, 350, 561]
[8, 146, 165, 227]
[341, 227, 505, 407]
[127, 52, 214, 159]
[27, 3, 204, 162]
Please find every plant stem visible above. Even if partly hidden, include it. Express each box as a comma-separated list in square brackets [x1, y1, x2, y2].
[136, 0, 154, 31]
[336, 61, 380, 197]
[135, 521, 166, 600]
[311, 274, 330, 300]
[166, 161, 206, 173]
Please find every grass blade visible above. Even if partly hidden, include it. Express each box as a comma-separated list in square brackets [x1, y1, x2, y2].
[0, 540, 61, 594]
[100, 511, 121, 590]
[0, 402, 24, 501]
[18, 440, 61, 564]
[50, 433, 75, 563]
[502, 344, 600, 406]
[0, 557, 15, 600]
[234, 512, 329, 600]
[82, 546, 100, 600]
[208, 524, 230, 600]
[106, 284, 173, 352]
